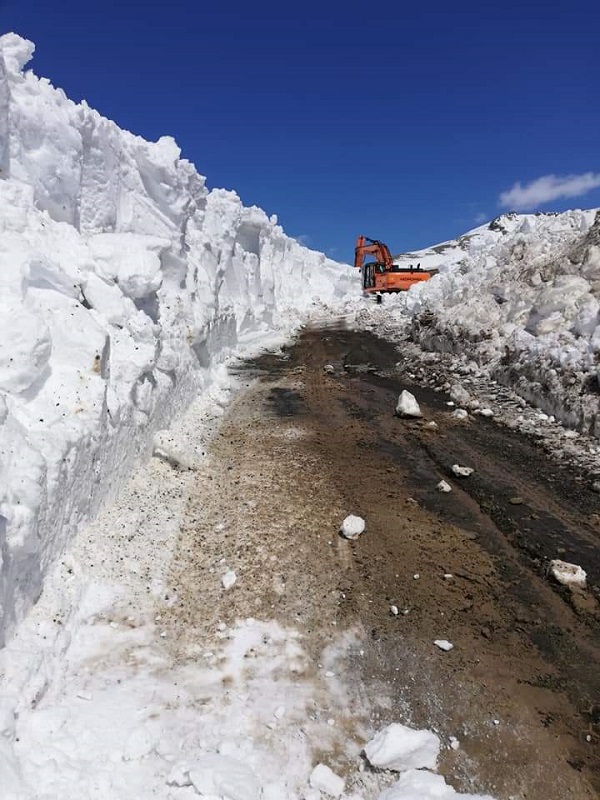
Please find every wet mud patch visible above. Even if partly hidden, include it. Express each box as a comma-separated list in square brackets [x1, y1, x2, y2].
[267, 387, 305, 416]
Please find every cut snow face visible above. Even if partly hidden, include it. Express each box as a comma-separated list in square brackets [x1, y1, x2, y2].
[0, 32, 358, 644]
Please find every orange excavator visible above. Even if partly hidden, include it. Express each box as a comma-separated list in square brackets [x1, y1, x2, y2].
[354, 235, 435, 301]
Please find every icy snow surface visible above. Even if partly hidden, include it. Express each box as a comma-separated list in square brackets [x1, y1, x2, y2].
[0, 33, 356, 645]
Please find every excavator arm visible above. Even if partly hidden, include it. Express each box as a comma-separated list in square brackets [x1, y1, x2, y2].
[354, 235, 394, 271]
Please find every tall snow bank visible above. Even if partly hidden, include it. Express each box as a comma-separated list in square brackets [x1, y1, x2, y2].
[0, 33, 356, 645]
[390, 209, 600, 436]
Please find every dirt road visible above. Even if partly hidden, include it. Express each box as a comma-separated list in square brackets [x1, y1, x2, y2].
[166, 324, 600, 798]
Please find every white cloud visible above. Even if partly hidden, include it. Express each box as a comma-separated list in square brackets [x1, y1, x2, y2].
[499, 172, 600, 210]
[474, 212, 488, 223]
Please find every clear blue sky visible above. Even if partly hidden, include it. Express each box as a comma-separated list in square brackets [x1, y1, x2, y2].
[1, 0, 599, 261]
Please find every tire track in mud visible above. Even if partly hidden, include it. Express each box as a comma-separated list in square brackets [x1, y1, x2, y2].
[166, 324, 600, 799]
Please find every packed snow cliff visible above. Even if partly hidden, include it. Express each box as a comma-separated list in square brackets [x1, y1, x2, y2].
[0, 33, 355, 645]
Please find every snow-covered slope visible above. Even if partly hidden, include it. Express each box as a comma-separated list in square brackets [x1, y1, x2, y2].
[389, 210, 600, 435]
[0, 33, 355, 645]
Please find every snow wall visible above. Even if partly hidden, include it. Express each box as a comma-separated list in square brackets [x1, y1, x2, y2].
[389, 210, 600, 437]
[0, 34, 355, 646]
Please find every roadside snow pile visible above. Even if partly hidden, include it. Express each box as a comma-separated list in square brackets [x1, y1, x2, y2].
[0, 32, 355, 645]
[389, 210, 600, 437]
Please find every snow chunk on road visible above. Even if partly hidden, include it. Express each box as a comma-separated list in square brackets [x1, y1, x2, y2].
[364, 723, 440, 771]
[434, 639, 454, 651]
[309, 763, 345, 797]
[395, 390, 422, 418]
[549, 559, 587, 589]
[221, 569, 237, 590]
[452, 464, 474, 477]
[378, 769, 496, 799]
[340, 514, 366, 540]
[452, 409, 469, 420]
[437, 480, 452, 493]
[189, 754, 261, 800]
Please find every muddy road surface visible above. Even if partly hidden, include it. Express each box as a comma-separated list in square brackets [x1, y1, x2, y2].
[166, 324, 600, 799]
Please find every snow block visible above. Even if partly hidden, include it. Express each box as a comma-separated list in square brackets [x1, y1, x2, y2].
[395, 390, 422, 418]
[309, 764, 345, 797]
[340, 514, 366, 540]
[549, 559, 587, 590]
[364, 722, 440, 771]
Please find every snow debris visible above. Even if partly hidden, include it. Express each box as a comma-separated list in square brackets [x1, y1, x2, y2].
[451, 408, 469, 420]
[188, 754, 261, 800]
[434, 640, 454, 651]
[437, 480, 452, 493]
[340, 514, 366, 540]
[390, 604, 399, 616]
[451, 464, 474, 477]
[309, 763, 345, 797]
[364, 722, 440, 771]
[549, 559, 587, 589]
[221, 570, 238, 590]
[449, 736, 460, 750]
[423, 420, 438, 430]
[378, 769, 495, 799]
[324, 364, 335, 374]
[477, 408, 494, 418]
[395, 390, 422, 418]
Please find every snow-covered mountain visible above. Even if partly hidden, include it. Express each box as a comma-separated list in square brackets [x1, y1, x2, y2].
[0, 33, 355, 645]
[388, 210, 600, 435]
